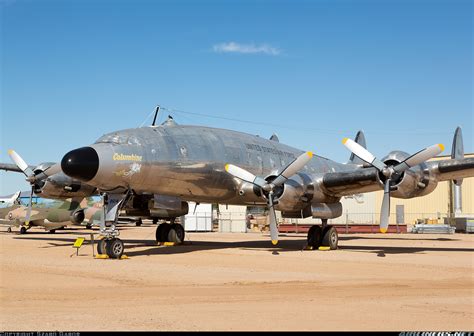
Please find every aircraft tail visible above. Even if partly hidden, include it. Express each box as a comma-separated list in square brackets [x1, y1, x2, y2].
[348, 130, 367, 165]
[1, 191, 21, 205]
[452, 126, 464, 186]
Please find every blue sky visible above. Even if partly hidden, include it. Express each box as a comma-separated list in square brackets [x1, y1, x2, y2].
[0, 0, 472, 196]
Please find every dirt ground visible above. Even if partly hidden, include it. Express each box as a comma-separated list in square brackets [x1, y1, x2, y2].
[0, 222, 473, 331]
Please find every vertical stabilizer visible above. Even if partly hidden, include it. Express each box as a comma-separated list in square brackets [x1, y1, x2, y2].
[349, 130, 367, 164]
[452, 127, 464, 186]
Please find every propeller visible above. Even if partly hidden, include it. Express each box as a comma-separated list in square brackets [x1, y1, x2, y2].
[342, 138, 444, 233]
[226, 151, 313, 245]
[7, 149, 61, 225]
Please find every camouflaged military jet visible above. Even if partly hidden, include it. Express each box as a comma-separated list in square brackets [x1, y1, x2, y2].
[0, 194, 92, 234]
[3, 110, 473, 258]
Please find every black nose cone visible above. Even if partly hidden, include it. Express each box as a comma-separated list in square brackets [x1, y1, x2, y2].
[61, 147, 99, 181]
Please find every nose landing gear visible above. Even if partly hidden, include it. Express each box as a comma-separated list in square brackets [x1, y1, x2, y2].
[96, 192, 131, 259]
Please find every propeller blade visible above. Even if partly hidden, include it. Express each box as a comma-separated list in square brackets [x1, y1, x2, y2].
[342, 138, 386, 171]
[393, 144, 444, 174]
[24, 188, 34, 226]
[267, 192, 278, 245]
[225, 164, 266, 188]
[380, 179, 391, 233]
[271, 151, 313, 186]
[8, 149, 34, 178]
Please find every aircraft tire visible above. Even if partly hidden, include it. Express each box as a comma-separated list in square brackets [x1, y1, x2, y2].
[321, 226, 338, 250]
[20, 227, 27, 234]
[97, 238, 107, 255]
[156, 224, 171, 243]
[106, 238, 124, 259]
[136, 218, 142, 226]
[86, 224, 92, 229]
[152, 218, 158, 224]
[307, 225, 321, 249]
[49, 229, 56, 234]
[168, 224, 185, 244]
[7, 227, 12, 233]
[155, 224, 164, 243]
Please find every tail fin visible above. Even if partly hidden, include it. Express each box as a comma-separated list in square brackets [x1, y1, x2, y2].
[348, 130, 367, 164]
[452, 126, 464, 186]
[10, 191, 21, 205]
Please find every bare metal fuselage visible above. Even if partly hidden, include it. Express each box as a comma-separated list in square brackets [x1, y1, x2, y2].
[87, 124, 358, 208]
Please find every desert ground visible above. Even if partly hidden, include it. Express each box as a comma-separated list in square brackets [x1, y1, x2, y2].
[0, 222, 473, 331]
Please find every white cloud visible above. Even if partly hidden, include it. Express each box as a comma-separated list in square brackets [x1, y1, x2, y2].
[212, 42, 281, 56]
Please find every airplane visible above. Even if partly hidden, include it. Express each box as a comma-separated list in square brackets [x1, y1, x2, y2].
[3, 111, 473, 258]
[54, 112, 473, 258]
[0, 191, 21, 206]
[0, 193, 98, 234]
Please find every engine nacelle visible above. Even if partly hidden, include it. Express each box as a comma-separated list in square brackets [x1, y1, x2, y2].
[274, 173, 314, 212]
[149, 202, 189, 218]
[35, 168, 97, 199]
[381, 151, 438, 199]
[311, 202, 343, 219]
[70, 209, 85, 224]
[120, 193, 189, 219]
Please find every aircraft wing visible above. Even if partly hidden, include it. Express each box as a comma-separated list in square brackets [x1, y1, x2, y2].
[322, 157, 474, 197]
[0, 163, 25, 173]
[322, 167, 380, 197]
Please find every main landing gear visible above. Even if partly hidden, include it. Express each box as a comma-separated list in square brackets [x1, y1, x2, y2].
[307, 219, 338, 250]
[155, 219, 185, 244]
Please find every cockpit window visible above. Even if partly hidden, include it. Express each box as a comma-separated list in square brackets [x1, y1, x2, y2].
[95, 133, 128, 145]
[95, 133, 142, 145]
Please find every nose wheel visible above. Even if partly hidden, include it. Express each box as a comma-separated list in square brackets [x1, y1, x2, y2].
[97, 237, 124, 259]
[106, 238, 124, 259]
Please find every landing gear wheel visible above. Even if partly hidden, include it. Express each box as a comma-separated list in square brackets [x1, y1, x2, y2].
[49, 229, 56, 234]
[307, 225, 321, 249]
[97, 238, 107, 255]
[106, 238, 124, 259]
[152, 218, 158, 224]
[321, 226, 338, 250]
[136, 218, 142, 226]
[168, 223, 185, 244]
[7, 227, 12, 233]
[156, 224, 171, 243]
[20, 226, 27, 234]
[86, 224, 92, 229]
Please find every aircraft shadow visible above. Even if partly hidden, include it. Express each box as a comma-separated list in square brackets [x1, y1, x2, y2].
[124, 239, 306, 256]
[340, 244, 474, 257]
[276, 233, 461, 242]
[6, 235, 473, 256]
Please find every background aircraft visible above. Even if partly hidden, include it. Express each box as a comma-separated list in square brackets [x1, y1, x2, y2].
[0, 193, 101, 234]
